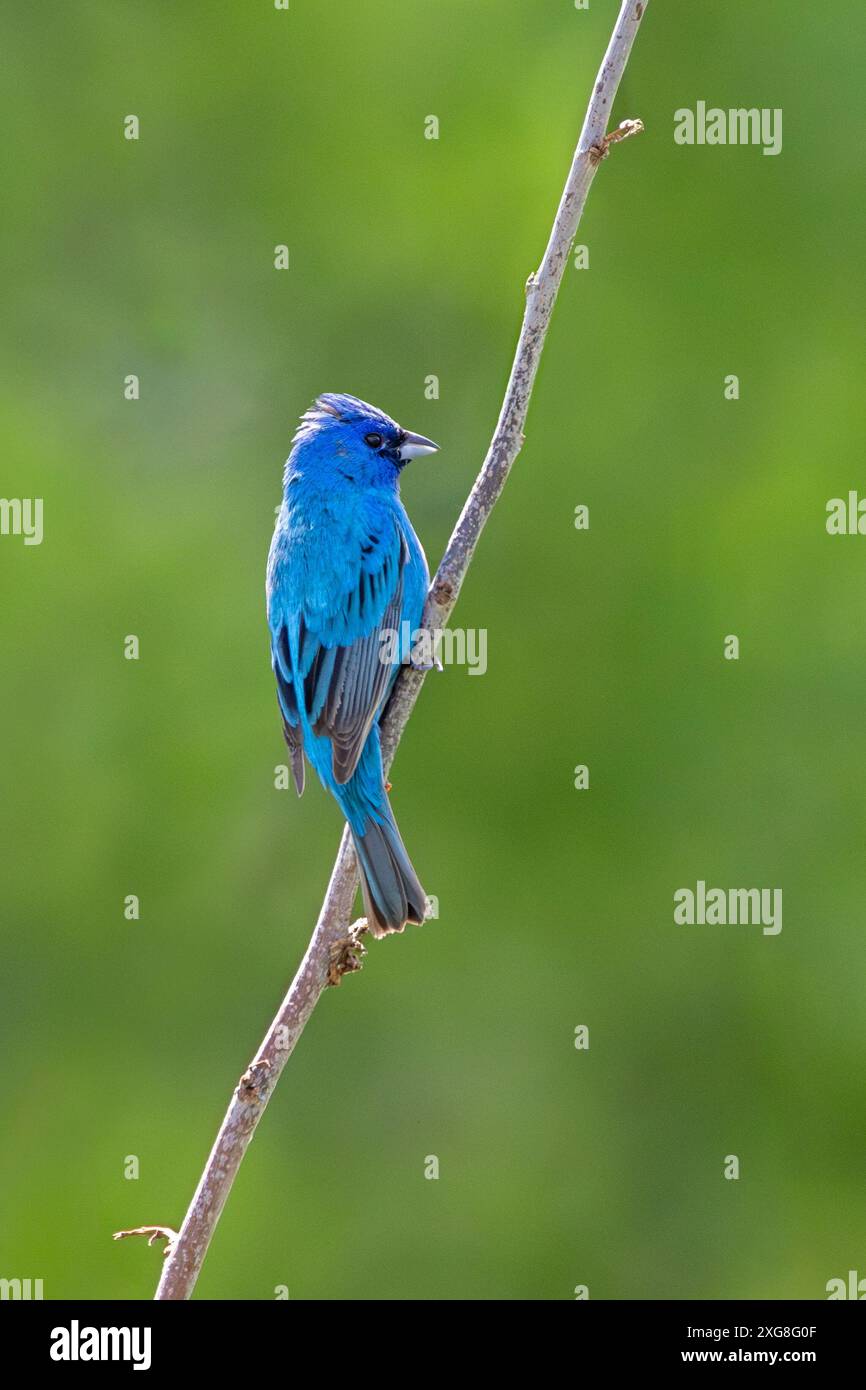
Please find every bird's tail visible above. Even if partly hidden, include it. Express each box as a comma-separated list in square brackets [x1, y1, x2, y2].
[351, 805, 427, 939]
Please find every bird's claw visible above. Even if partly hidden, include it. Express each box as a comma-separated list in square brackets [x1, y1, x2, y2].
[409, 654, 443, 673]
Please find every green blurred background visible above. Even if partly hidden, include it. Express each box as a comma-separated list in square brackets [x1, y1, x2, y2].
[2, 0, 865, 1301]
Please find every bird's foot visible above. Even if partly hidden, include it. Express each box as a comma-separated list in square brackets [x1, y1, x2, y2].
[409, 653, 443, 673]
[407, 627, 443, 673]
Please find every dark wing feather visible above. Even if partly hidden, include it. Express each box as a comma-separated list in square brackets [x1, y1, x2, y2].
[311, 562, 404, 783]
[273, 627, 305, 795]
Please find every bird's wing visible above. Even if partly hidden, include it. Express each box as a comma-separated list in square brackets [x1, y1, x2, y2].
[273, 516, 410, 787]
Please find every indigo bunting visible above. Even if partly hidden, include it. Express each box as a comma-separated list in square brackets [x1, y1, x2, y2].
[266, 393, 438, 937]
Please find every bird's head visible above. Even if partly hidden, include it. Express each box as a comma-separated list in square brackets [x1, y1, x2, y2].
[290, 393, 439, 482]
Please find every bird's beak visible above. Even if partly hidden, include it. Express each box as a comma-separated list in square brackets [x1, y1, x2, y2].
[399, 430, 439, 461]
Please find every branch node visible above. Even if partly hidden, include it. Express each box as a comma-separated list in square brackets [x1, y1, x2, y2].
[113, 1225, 179, 1258]
[431, 577, 455, 609]
[237, 1058, 272, 1106]
[589, 117, 644, 164]
[327, 920, 368, 986]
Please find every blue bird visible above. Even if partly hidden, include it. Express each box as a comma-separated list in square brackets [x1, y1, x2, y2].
[266, 393, 438, 937]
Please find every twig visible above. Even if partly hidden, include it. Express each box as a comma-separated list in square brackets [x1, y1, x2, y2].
[590, 117, 645, 164]
[143, 0, 649, 1301]
[113, 1225, 178, 1255]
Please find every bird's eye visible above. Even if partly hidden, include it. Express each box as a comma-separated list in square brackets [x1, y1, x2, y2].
[364, 432, 383, 449]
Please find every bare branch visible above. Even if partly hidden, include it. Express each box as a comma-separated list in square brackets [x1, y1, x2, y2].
[143, 0, 650, 1301]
